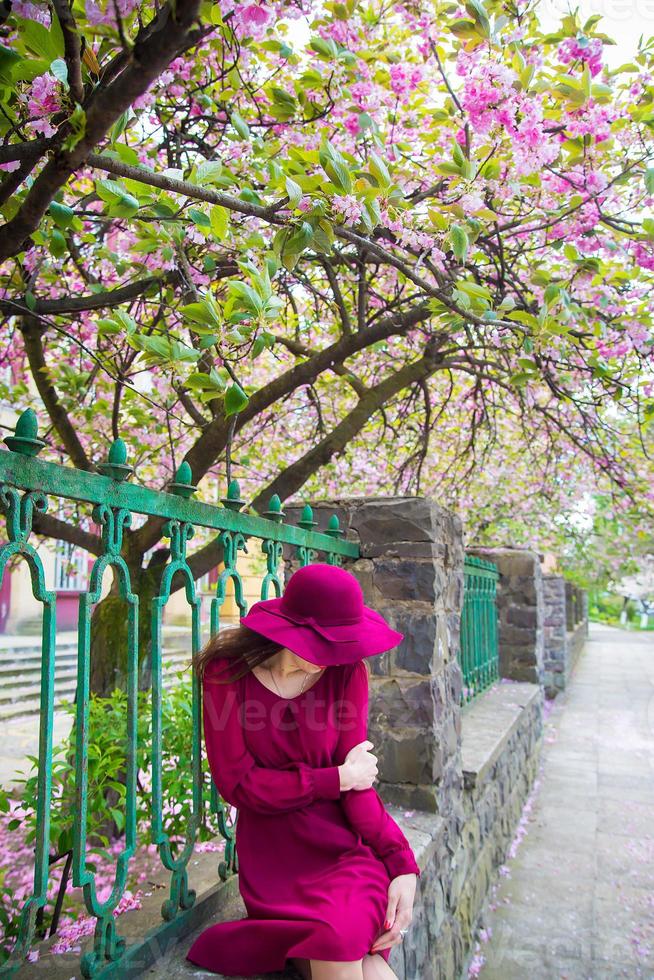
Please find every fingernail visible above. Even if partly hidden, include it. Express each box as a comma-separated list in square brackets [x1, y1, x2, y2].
[384, 919, 390, 929]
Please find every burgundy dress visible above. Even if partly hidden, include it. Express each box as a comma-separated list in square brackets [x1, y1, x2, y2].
[186, 656, 421, 976]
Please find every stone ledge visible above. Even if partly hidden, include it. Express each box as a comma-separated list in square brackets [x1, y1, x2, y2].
[460, 681, 541, 790]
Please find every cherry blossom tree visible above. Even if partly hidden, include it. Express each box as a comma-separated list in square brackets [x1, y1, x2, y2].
[1, 0, 653, 689]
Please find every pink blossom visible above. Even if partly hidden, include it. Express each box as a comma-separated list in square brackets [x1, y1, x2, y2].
[344, 114, 360, 137]
[558, 36, 603, 77]
[240, 4, 271, 27]
[85, 0, 141, 27]
[389, 64, 423, 101]
[631, 242, 654, 271]
[24, 73, 62, 137]
[12, 0, 50, 24]
[332, 194, 363, 223]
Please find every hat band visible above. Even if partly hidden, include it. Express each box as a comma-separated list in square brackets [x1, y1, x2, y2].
[263, 606, 362, 642]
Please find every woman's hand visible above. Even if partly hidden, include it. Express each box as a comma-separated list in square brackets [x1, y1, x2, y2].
[370, 873, 417, 955]
[338, 739, 378, 791]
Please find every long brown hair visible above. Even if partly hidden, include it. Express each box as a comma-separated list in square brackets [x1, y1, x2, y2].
[194, 623, 371, 685]
[194, 623, 285, 683]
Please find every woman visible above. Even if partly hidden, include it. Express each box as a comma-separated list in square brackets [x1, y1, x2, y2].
[187, 562, 421, 980]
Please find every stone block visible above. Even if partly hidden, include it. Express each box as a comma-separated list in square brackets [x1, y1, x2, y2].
[371, 725, 442, 785]
[372, 559, 443, 602]
[386, 606, 437, 675]
[506, 605, 538, 628]
[369, 676, 436, 728]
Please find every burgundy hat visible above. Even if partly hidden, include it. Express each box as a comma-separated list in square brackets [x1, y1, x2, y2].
[240, 562, 404, 666]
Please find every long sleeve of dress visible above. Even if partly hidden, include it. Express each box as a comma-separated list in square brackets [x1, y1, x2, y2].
[333, 660, 421, 880]
[203, 659, 342, 814]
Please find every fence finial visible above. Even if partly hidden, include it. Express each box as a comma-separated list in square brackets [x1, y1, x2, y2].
[325, 514, 344, 538]
[4, 408, 46, 457]
[298, 504, 317, 530]
[169, 461, 197, 498]
[97, 438, 133, 481]
[221, 478, 245, 511]
[264, 494, 285, 522]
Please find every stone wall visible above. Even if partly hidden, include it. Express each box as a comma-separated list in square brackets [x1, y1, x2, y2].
[465, 547, 544, 685]
[542, 574, 588, 697]
[542, 574, 567, 696]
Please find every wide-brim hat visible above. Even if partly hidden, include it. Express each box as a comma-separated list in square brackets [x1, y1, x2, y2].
[240, 562, 404, 666]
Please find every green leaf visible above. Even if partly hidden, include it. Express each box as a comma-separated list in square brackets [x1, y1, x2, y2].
[319, 140, 353, 193]
[185, 369, 228, 394]
[95, 178, 139, 218]
[97, 310, 137, 335]
[48, 201, 74, 229]
[449, 18, 478, 38]
[189, 208, 211, 228]
[543, 283, 561, 305]
[49, 229, 67, 258]
[465, 0, 491, 36]
[210, 204, 229, 240]
[310, 36, 338, 59]
[180, 294, 222, 329]
[110, 808, 125, 832]
[16, 15, 64, 63]
[285, 176, 302, 207]
[367, 152, 391, 188]
[645, 169, 654, 195]
[50, 58, 68, 87]
[481, 159, 501, 180]
[228, 281, 265, 316]
[0, 45, 21, 85]
[224, 382, 249, 416]
[111, 110, 132, 142]
[436, 162, 464, 177]
[450, 225, 469, 262]
[195, 161, 224, 186]
[230, 112, 250, 140]
[324, 159, 352, 193]
[251, 335, 267, 357]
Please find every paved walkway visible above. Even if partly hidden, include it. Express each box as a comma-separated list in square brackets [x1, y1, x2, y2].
[475, 623, 654, 979]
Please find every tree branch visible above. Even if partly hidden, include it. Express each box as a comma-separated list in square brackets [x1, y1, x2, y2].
[273, 335, 368, 396]
[0, 140, 50, 164]
[0, 277, 165, 317]
[86, 152, 286, 222]
[32, 513, 102, 554]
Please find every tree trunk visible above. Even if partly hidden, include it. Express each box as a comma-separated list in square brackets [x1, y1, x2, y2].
[89, 548, 170, 696]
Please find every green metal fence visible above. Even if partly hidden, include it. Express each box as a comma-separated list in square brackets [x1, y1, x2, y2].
[459, 555, 500, 704]
[0, 410, 360, 978]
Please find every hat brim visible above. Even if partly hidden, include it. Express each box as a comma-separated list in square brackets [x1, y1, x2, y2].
[239, 598, 404, 666]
